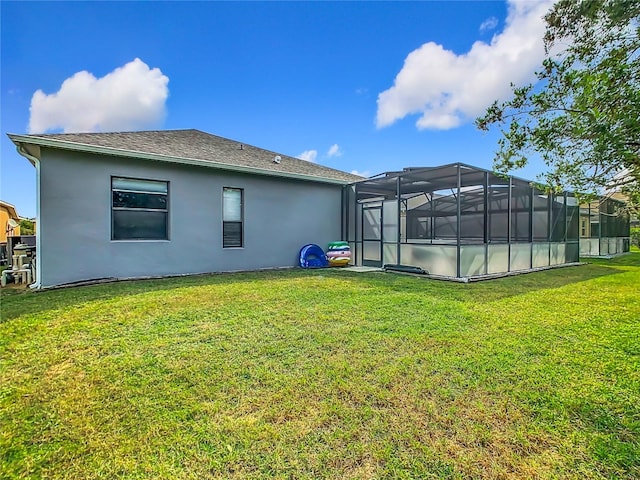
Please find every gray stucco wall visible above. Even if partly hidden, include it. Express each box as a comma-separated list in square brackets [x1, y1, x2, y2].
[38, 148, 343, 287]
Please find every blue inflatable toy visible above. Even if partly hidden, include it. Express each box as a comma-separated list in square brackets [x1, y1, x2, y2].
[299, 244, 329, 269]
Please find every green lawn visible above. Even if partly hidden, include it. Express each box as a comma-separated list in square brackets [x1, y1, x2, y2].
[1, 255, 639, 479]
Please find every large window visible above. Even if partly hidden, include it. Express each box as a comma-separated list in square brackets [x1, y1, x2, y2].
[223, 187, 243, 247]
[112, 177, 168, 240]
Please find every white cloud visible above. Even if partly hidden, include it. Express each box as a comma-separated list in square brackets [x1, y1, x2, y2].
[479, 16, 499, 33]
[376, 0, 553, 131]
[350, 169, 370, 178]
[327, 144, 342, 157]
[28, 58, 169, 134]
[297, 150, 318, 162]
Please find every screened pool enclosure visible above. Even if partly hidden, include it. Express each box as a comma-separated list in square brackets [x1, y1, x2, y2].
[342, 163, 582, 280]
[579, 198, 631, 256]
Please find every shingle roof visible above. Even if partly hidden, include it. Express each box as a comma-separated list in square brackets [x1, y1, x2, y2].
[9, 129, 362, 184]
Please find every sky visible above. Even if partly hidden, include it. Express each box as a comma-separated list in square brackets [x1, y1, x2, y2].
[1, 0, 555, 218]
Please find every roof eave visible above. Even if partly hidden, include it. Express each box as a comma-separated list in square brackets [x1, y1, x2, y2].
[7, 133, 352, 186]
[0, 200, 20, 219]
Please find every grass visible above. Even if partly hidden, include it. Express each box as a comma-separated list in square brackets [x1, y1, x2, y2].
[1, 255, 639, 479]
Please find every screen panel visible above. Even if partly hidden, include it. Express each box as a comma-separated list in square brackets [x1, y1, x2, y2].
[511, 179, 531, 242]
[550, 243, 566, 265]
[566, 193, 580, 241]
[566, 242, 579, 263]
[533, 243, 550, 268]
[532, 190, 549, 241]
[383, 200, 398, 243]
[460, 245, 486, 277]
[487, 244, 509, 274]
[510, 243, 532, 271]
[363, 207, 381, 240]
[460, 170, 485, 243]
[580, 239, 593, 256]
[399, 244, 457, 277]
[550, 194, 566, 242]
[356, 203, 363, 242]
[355, 242, 363, 265]
[383, 243, 398, 265]
[488, 173, 509, 243]
[363, 241, 381, 261]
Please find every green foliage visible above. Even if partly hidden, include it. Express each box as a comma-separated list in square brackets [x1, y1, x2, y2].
[18, 219, 34, 235]
[2, 257, 640, 479]
[631, 226, 640, 247]
[477, 0, 640, 213]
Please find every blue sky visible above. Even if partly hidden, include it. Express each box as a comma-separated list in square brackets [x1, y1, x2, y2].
[1, 0, 554, 218]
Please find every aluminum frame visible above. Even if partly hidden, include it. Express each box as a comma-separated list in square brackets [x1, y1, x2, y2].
[343, 162, 601, 279]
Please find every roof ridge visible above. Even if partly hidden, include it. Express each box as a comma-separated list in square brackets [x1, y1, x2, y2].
[29, 128, 202, 137]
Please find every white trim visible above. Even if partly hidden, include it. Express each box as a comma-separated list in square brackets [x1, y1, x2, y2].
[8, 134, 351, 186]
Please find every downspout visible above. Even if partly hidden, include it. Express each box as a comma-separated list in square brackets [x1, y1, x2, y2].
[15, 144, 41, 289]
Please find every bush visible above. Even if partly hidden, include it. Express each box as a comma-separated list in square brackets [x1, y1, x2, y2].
[19, 219, 34, 235]
[631, 226, 640, 247]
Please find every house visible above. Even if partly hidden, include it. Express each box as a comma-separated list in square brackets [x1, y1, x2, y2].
[610, 192, 639, 228]
[1, 200, 22, 265]
[1, 200, 21, 242]
[9, 129, 630, 287]
[9, 129, 361, 288]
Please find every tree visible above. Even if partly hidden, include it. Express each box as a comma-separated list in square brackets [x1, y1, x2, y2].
[19, 219, 35, 235]
[632, 226, 640, 247]
[476, 0, 640, 214]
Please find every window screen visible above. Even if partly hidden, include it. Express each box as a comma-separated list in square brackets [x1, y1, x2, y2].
[112, 177, 168, 240]
[223, 187, 243, 247]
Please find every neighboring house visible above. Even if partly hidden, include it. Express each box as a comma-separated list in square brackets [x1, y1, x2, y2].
[609, 192, 639, 228]
[1, 200, 21, 242]
[0, 200, 22, 267]
[9, 129, 361, 288]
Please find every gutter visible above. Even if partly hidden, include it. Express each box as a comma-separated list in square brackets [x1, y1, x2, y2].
[7, 134, 354, 186]
[14, 144, 42, 289]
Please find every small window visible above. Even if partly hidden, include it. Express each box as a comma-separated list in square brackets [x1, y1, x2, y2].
[223, 187, 243, 247]
[112, 177, 168, 240]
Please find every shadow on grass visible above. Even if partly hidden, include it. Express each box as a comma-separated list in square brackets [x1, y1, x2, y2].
[351, 262, 626, 304]
[1, 253, 637, 323]
[584, 252, 640, 267]
[0, 270, 300, 323]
